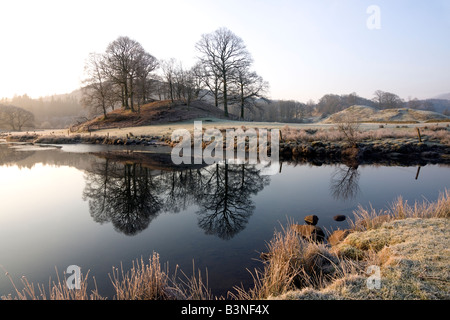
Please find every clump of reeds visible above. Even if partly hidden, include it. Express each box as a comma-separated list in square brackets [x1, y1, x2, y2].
[109, 253, 175, 300]
[230, 221, 342, 300]
[1, 252, 213, 300]
[1, 267, 102, 300]
[109, 253, 213, 300]
[350, 189, 449, 231]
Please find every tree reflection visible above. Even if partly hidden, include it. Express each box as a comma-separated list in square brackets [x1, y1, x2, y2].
[83, 159, 161, 236]
[158, 169, 203, 213]
[330, 164, 360, 200]
[196, 163, 270, 240]
[82, 157, 270, 239]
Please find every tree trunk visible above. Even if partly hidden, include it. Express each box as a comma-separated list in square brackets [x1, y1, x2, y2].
[102, 101, 107, 119]
[223, 74, 229, 117]
[169, 81, 174, 103]
[123, 82, 129, 110]
[129, 77, 135, 112]
[240, 83, 245, 119]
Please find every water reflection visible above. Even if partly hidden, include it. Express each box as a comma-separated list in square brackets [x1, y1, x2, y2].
[1, 143, 449, 299]
[1, 143, 447, 241]
[81, 154, 270, 239]
[330, 164, 361, 201]
[196, 163, 270, 239]
[0, 143, 36, 166]
[83, 160, 162, 235]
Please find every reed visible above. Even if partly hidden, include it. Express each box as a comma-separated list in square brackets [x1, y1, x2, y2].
[1, 252, 212, 300]
[350, 189, 450, 231]
[1, 267, 103, 300]
[230, 220, 342, 300]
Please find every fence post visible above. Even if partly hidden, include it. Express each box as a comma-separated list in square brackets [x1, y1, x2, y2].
[416, 127, 422, 143]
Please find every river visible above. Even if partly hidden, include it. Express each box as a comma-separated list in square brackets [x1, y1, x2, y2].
[0, 142, 448, 298]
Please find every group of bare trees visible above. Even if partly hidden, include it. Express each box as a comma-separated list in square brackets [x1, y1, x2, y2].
[159, 58, 203, 106]
[372, 90, 403, 110]
[82, 28, 269, 119]
[196, 27, 268, 119]
[82, 36, 158, 117]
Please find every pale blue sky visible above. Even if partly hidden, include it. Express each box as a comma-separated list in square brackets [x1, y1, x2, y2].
[0, 0, 449, 102]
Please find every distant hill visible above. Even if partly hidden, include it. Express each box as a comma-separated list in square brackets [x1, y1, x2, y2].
[434, 93, 450, 100]
[72, 100, 237, 132]
[421, 98, 450, 115]
[321, 105, 450, 124]
[1, 89, 85, 129]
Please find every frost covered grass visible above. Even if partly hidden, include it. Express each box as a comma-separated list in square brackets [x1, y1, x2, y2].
[350, 189, 450, 231]
[235, 189, 449, 300]
[280, 125, 450, 145]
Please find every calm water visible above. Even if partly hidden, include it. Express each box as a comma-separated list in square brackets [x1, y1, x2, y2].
[0, 142, 449, 298]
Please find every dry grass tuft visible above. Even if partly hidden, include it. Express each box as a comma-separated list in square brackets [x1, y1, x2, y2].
[2, 252, 213, 300]
[230, 221, 342, 300]
[1, 266, 103, 300]
[109, 253, 177, 300]
[350, 189, 449, 232]
[109, 253, 213, 300]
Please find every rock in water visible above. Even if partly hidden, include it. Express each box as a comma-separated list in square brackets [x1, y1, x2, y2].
[304, 215, 319, 226]
[333, 215, 346, 222]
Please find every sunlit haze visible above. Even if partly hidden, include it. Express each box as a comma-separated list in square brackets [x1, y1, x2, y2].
[1, 0, 449, 102]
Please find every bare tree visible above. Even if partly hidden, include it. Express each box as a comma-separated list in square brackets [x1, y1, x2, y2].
[81, 53, 118, 118]
[194, 61, 222, 107]
[373, 90, 403, 109]
[337, 114, 360, 147]
[0, 104, 34, 131]
[373, 90, 384, 109]
[160, 58, 177, 103]
[172, 63, 203, 106]
[134, 51, 159, 111]
[104, 36, 153, 112]
[196, 27, 252, 117]
[180, 66, 202, 106]
[82, 36, 158, 115]
[231, 64, 269, 119]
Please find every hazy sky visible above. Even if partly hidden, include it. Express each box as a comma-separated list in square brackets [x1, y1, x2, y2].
[1, 0, 449, 102]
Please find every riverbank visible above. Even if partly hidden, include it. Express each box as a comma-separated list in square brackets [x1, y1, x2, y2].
[237, 190, 449, 300]
[2, 122, 450, 165]
[268, 217, 449, 300]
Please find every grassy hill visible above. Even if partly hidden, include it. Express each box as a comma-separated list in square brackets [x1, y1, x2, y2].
[72, 100, 237, 132]
[321, 105, 450, 124]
